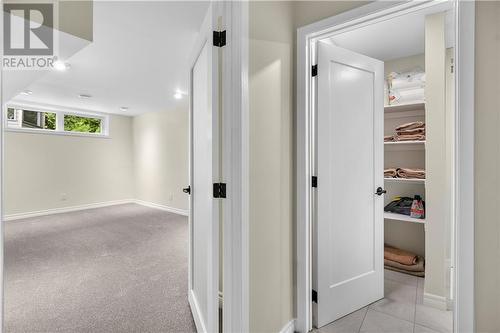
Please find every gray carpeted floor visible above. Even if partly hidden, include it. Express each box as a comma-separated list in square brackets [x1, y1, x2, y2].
[5, 203, 196, 333]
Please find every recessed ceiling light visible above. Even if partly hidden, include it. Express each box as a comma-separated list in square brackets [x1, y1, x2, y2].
[120, 106, 129, 112]
[174, 90, 184, 99]
[20, 90, 32, 96]
[53, 60, 70, 71]
[78, 94, 92, 99]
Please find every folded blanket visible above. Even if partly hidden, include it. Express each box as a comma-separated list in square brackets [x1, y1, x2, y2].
[384, 244, 418, 265]
[395, 133, 426, 141]
[384, 168, 397, 177]
[385, 255, 425, 273]
[396, 127, 425, 136]
[385, 264, 425, 277]
[395, 121, 425, 131]
[384, 135, 396, 142]
[396, 168, 425, 179]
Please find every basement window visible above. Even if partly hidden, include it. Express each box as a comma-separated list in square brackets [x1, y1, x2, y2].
[5, 106, 109, 137]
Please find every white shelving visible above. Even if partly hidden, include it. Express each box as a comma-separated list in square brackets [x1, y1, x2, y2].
[384, 212, 425, 224]
[384, 177, 425, 184]
[384, 140, 425, 146]
[384, 101, 425, 113]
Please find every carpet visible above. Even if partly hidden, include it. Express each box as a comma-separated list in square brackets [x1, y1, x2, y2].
[4, 203, 196, 333]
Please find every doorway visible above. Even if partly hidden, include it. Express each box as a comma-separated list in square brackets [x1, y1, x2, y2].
[296, 1, 475, 333]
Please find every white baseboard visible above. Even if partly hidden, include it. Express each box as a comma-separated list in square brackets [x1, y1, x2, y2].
[279, 319, 295, 333]
[189, 290, 207, 333]
[423, 292, 448, 311]
[3, 199, 134, 221]
[4, 199, 189, 221]
[133, 199, 188, 216]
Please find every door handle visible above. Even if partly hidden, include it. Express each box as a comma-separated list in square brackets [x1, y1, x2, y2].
[183, 186, 191, 195]
[375, 187, 386, 196]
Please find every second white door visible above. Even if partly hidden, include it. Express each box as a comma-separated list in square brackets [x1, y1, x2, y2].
[314, 42, 385, 328]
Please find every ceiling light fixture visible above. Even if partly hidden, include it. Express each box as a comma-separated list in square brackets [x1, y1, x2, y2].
[174, 90, 184, 99]
[120, 106, 129, 112]
[20, 90, 33, 96]
[78, 94, 92, 99]
[53, 60, 70, 71]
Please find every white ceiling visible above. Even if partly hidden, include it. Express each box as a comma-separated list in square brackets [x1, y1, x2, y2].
[9, 1, 209, 116]
[327, 2, 454, 61]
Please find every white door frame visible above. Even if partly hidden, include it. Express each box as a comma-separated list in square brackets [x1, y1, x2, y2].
[187, 1, 249, 333]
[296, 1, 475, 333]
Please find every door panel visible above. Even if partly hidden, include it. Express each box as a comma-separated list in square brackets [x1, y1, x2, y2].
[315, 42, 384, 328]
[189, 4, 220, 333]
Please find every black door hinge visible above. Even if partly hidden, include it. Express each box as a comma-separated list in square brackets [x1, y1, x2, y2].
[312, 289, 318, 303]
[312, 176, 318, 188]
[213, 183, 227, 198]
[312, 65, 318, 77]
[213, 30, 226, 47]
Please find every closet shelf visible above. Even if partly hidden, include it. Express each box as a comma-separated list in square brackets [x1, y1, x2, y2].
[384, 177, 425, 184]
[384, 141, 425, 151]
[384, 102, 425, 113]
[384, 212, 425, 224]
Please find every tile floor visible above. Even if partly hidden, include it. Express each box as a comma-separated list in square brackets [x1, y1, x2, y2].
[314, 270, 453, 333]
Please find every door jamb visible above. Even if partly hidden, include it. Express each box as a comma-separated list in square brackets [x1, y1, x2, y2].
[296, 1, 475, 332]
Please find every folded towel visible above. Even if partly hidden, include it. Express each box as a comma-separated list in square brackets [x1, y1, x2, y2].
[384, 244, 418, 265]
[396, 127, 425, 136]
[384, 168, 397, 178]
[395, 121, 425, 131]
[395, 133, 426, 141]
[385, 255, 425, 273]
[385, 263, 425, 277]
[396, 168, 425, 179]
[384, 135, 396, 142]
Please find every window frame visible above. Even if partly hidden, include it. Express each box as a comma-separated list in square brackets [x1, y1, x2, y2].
[4, 103, 110, 137]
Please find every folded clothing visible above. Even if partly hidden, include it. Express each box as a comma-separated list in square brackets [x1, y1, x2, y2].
[384, 168, 397, 177]
[385, 256, 425, 272]
[395, 121, 425, 132]
[385, 261, 425, 277]
[384, 244, 418, 265]
[396, 168, 425, 179]
[396, 134, 425, 141]
[396, 127, 425, 136]
[388, 70, 426, 91]
[384, 135, 396, 142]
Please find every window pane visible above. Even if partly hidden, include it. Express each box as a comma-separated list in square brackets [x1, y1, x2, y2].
[22, 110, 56, 130]
[64, 114, 101, 133]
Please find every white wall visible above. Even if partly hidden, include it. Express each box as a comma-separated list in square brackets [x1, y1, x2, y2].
[4, 115, 134, 216]
[132, 109, 189, 212]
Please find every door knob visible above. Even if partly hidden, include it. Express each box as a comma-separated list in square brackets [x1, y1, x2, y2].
[375, 187, 386, 196]
[183, 186, 191, 194]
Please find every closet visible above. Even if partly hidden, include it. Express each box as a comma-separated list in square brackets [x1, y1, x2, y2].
[383, 54, 427, 276]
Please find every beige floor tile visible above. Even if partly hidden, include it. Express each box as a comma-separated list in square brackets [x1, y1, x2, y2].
[318, 307, 368, 333]
[415, 304, 453, 333]
[360, 309, 413, 333]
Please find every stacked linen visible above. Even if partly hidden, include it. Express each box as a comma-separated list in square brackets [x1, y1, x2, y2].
[395, 121, 425, 141]
[387, 69, 426, 105]
[384, 167, 426, 179]
[384, 244, 425, 277]
[396, 167, 425, 179]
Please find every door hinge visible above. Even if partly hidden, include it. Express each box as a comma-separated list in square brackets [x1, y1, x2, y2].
[312, 176, 318, 188]
[312, 65, 318, 77]
[213, 30, 226, 47]
[312, 289, 318, 303]
[213, 183, 227, 198]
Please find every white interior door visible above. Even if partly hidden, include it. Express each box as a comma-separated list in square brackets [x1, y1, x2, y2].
[314, 42, 384, 328]
[188, 4, 220, 333]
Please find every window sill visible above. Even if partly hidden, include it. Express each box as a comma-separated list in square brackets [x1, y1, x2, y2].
[4, 127, 110, 138]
